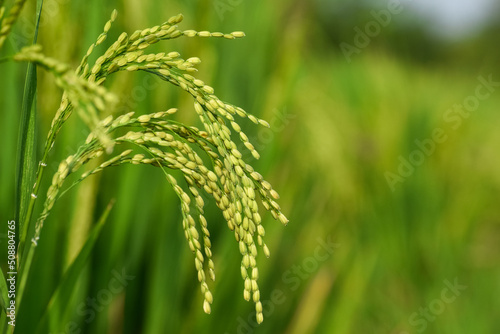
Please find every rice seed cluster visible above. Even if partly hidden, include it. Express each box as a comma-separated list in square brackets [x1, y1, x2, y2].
[15, 10, 288, 323]
[14, 45, 118, 153]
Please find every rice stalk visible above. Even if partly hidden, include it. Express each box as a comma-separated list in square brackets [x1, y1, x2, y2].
[12, 10, 288, 324]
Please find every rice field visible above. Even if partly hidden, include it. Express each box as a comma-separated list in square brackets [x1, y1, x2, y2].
[1, 1, 499, 333]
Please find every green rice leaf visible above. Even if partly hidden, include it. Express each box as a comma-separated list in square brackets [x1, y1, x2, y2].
[34, 200, 115, 334]
[16, 0, 43, 265]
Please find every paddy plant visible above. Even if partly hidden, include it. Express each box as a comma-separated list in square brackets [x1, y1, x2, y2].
[0, 2, 287, 330]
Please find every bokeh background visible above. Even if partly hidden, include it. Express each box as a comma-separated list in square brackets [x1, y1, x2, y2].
[1, 0, 500, 333]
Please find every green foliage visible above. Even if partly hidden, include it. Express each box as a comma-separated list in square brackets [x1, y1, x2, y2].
[34, 200, 114, 334]
[1, 1, 500, 334]
[15, 0, 41, 269]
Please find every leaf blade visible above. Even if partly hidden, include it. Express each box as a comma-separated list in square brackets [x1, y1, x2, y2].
[16, 0, 43, 266]
[33, 200, 115, 334]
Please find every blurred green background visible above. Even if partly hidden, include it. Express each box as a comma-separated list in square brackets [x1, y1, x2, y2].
[1, 0, 500, 333]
